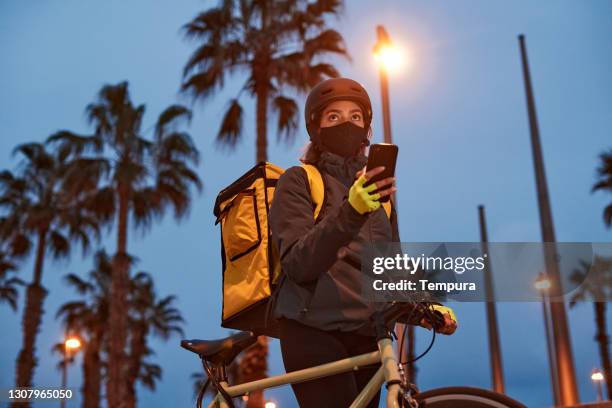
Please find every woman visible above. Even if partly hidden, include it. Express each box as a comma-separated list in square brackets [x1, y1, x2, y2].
[269, 78, 456, 408]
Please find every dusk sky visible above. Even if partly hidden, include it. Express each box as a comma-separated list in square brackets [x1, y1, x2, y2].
[1, 1, 611, 407]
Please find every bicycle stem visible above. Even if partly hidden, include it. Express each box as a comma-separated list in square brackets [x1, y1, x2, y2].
[378, 337, 402, 408]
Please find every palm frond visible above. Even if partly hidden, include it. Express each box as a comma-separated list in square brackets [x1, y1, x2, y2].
[272, 95, 299, 143]
[48, 230, 70, 259]
[216, 99, 243, 148]
[155, 105, 193, 141]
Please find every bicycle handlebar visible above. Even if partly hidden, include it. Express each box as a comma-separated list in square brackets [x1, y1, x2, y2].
[375, 301, 445, 337]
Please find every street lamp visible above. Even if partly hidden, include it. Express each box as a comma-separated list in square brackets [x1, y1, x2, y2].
[65, 337, 81, 351]
[374, 24, 410, 378]
[264, 401, 277, 408]
[535, 272, 560, 406]
[373, 25, 405, 144]
[61, 336, 82, 408]
[591, 369, 605, 401]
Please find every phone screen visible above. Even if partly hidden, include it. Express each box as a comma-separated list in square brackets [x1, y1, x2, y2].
[363, 143, 398, 203]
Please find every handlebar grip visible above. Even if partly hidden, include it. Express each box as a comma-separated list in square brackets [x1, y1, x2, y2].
[379, 302, 447, 331]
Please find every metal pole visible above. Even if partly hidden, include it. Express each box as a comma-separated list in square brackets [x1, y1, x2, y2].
[377, 26, 393, 145]
[539, 274, 561, 406]
[60, 351, 67, 408]
[375, 24, 407, 376]
[518, 34, 579, 405]
[596, 380, 603, 402]
[478, 205, 505, 394]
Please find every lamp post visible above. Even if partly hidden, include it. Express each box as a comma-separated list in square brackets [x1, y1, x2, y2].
[478, 205, 505, 394]
[61, 336, 81, 408]
[373, 24, 409, 377]
[592, 369, 605, 402]
[518, 34, 579, 405]
[535, 273, 560, 406]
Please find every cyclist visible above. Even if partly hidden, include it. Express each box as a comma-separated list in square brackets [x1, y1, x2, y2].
[269, 78, 457, 408]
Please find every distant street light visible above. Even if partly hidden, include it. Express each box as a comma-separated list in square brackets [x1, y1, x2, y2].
[534, 276, 551, 291]
[592, 369, 605, 401]
[264, 401, 277, 408]
[64, 337, 81, 351]
[61, 335, 82, 408]
[535, 272, 560, 406]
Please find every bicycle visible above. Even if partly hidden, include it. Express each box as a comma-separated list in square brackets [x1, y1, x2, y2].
[181, 302, 526, 408]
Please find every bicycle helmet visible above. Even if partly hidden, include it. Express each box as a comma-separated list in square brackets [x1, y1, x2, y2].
[305, 78, 373, 146]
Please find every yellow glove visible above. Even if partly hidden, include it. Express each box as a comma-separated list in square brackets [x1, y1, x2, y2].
[420, 304, 457, 334]
[348, 175, 381, 215]
[431, 305, 457, 324]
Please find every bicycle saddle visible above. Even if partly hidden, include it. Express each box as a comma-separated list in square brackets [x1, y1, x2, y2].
[181, 331, 257, 365]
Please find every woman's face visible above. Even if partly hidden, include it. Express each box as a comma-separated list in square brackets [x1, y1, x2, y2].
[319, 100, 365, 129]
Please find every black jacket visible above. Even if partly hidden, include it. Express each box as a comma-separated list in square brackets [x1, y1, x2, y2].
[269, 154, 400, 336]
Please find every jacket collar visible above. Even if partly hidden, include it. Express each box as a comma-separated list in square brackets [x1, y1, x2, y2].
[315, 151, 368, 188]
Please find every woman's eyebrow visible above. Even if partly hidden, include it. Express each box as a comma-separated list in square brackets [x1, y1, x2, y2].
[323, 108, 362, 114]
[323, 108, 341, 114]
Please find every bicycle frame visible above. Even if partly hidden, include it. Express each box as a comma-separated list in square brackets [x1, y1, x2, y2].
[205, 337, 403, 408]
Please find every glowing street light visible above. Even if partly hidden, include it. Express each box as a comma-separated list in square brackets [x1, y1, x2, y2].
[534, 275, 552, 291]
[591, 369, 605, 401]
[373, 25, 402, 145]
[373, 43, 405, 74]
[64, 337, 81, 351]
[264, 401, 277, 408]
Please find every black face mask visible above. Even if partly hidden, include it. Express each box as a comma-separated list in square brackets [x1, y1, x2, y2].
[318, 121, 369, 158]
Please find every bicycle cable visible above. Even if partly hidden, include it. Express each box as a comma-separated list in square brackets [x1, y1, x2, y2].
[398, 303, 437, 367]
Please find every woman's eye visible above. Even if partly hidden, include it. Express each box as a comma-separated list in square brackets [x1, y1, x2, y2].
[328, 113, 339, 121]
[352, 113, 362, 121]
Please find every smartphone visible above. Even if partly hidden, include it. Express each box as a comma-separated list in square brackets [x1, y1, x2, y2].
[364, 143, 398, 203]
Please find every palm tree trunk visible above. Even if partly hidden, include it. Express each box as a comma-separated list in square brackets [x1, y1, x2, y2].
[83, 334, 101, 408]
[255, 84, 268, 163]
[126, 323, 147, 408]
[594, 301, 611, 400]
[107, 187, 130, 408]
[12, 230, 48, 408]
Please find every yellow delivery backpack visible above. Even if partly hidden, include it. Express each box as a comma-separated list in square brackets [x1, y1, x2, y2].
[213, 162, 391, 337]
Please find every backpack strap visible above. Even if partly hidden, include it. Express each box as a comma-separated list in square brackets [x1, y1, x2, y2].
[301, 164, 325, 220]
[301, 163, 393, 221]
[382, 201, 392, 219]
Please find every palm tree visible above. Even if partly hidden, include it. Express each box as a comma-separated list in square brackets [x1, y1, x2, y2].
[58, 250, 186, 408]
[126, 271, 184, 408]
[593, 149, 612, 228]
[181, 0, 349, 163]
[569, 255, 612, 399]
[48, 81, 202, 407]
[56, 249, 113, 408]
[0, 143, 101, 406]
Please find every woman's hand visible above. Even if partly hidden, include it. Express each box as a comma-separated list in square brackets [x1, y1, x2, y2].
[348, 166, 396, 215]
[419, 305, 458, 335]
